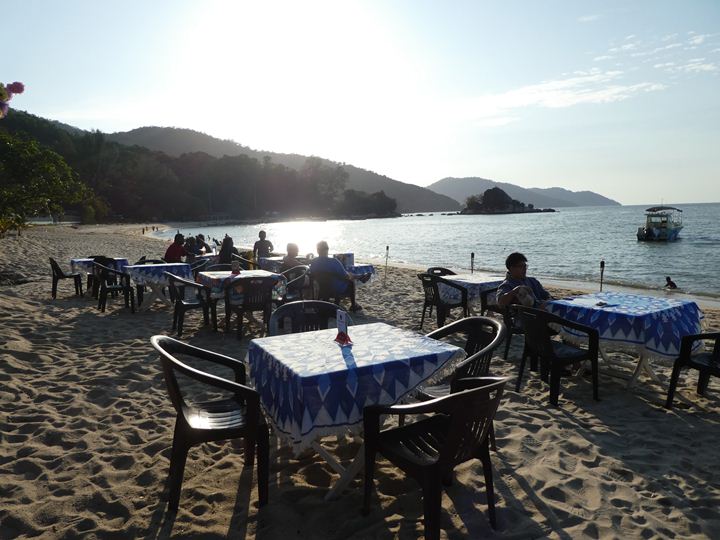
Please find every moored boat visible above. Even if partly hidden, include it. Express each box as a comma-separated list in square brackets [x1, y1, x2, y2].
[636, 206, 683, 241]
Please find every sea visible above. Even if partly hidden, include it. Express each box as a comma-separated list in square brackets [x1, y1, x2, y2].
[155, 202, 720, 301]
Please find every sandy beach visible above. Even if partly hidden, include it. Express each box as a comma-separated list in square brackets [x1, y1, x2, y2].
[1, 225, 719, 539]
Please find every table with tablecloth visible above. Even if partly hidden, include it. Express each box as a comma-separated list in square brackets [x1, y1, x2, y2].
[436, 273, 503, 308]
[247, 322, 465, 498]
[70, 257, 129, 274]
[123, 263, 193, 310]
[546, 291, 704, 387]
[196, 269, 286, 301]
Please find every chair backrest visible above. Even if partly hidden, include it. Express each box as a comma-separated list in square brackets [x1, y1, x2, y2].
[232, 253, 258, 270]
[206, 264, 232, 272]
[427, 267, 456, 276]
[516, 306, 559, 359]
[133, 258, 166, 265]
[224, 276, 276, 309]
[311, 271, 348, 301]
[430, 377, 507, 469]
[190, 258, 209, 276]
[417, 273, 437, 304]
[49, 257, 64, 278]
[269, 300, 349, 335]
[282, 265, 309, 293]
[426, 316, 507, 379]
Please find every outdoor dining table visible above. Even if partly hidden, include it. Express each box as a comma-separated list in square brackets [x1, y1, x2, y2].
[436, 273, 504, 309]
[196, 269, 286, 301]
[246, 322, 466, 500]
[70, 257, 129, 274]
[123, 262, 193, 311]
[546, 291, 704, 389]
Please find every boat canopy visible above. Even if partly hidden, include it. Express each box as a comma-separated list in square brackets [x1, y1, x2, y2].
[645, 206, 682, 213]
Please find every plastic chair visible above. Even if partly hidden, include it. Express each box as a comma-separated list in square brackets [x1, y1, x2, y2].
[417, 273, 468, 329]
[363, 377, 508, 539]
[165, 272, 217, 337]
[427, 267, 456, 276]
[666, 332, 720, 409]
[515, 306, 599, 406]
[278, 265, 309, 304]
[309, 270, 355, 307]
[150, 336, 269, 512]
[268, 300, 350, 336]
[94, 263, 135, 313]
[223, 275, 276, 339]
[206, 264, 233, 272]
[49, 257, 83, 298]
[231, 253, 259, 270]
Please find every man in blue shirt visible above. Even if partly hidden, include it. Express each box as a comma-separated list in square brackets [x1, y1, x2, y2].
[309, 241, 369, 311]
[496, 252, 551, 308]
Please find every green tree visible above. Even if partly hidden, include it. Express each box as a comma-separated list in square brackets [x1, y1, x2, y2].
[0, 132, 90, 232]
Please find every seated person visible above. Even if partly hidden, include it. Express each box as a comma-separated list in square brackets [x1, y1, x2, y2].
[665, 276, 678, 289]
[164, 233, 187, 263]
[496, 252, 552, 308]
[196, 233, 213, 254]
[309, 240, 370, 311]
[253, 230, 274, 259]
[184, 236, 200, 262]
[218, 235, 240, 265]
[280, 243, 304, 272]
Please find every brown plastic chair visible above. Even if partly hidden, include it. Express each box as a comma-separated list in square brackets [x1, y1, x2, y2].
[150, 336, 269, 512]
[164, 272, 217, 337]
[49, 257, 83, 298]
[268, 300, 348, 336]
[666, 332, 720, 409]
[515, 306, 599, 406]
[417, 273, 468, 329]
[223, 275, 276, 339]
[363, 377, 508, 539]
[309, 270, 355, 306]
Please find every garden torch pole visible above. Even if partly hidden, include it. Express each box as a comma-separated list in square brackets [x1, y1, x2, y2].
[384, 245, 389, 286]
[471, 252, 475, 274]
[600, 259, 605, 292]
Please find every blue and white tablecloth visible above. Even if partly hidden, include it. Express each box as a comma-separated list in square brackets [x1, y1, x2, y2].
[197, 269, 286, 301]
[247, 322, 465, 453]
[70, 258, 129, 274]
[546, 292, 704, 361]
[436, 274, 503, 306]
[333, 253, 355, 269]
[349, 264, 376, 285]
[123, 263, 192, 286]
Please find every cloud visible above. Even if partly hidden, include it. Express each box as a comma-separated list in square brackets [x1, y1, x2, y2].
[578, 14, 600, 23]
[456, 69, 665, 126]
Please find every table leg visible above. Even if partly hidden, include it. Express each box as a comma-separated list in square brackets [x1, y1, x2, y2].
[311, 440, 366, 501]
[138, 282, 171, 311]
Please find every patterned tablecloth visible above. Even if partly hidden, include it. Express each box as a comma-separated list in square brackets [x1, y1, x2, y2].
[123, 263, 193, 286]
[70, 258, 129, 274]
[258, 256, 285, 273]
[247, 322, 465, 453]
[436, 273, 503, 306]
[196, 269, 286, 300]
[546, 292, 704, 361]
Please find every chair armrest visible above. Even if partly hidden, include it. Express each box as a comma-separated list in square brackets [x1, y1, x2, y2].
[450, 376, 508, 394]
[232, 253, 258, 269]
[480, 286, 500, 312]
[177, 365, 258, 407]
[546, 312, 600, 354]
[679, 332, 720, 357]
[178, 342, 247, 384]
[164, 271, 205, 290]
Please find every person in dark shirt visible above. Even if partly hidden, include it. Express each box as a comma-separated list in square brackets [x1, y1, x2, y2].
[665, 276, 678, 289]
[496, 252, 552, 308]
[280, 243, 303, 272]
[164, 233, 188, 263]
[253, 230, 274, 259]
[196, 234, 213, 254]
[218, 236, 240, 265]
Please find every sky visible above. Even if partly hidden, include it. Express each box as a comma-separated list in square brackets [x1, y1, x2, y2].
[5, 0, 720, 205]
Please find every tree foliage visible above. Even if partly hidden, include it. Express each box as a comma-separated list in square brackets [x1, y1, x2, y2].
[0, 132, 90, 232]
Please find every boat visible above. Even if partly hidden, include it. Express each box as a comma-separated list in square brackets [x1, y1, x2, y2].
[636, 206, 683, 241]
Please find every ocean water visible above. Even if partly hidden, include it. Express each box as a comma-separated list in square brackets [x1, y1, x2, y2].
[158, 203, 720, 298]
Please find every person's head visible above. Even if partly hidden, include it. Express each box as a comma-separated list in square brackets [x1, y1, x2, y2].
[221, 236, 234, 250]
[259, 230, 266, 240]
[316, 240, 329, 257]
[185, 236, 196, 247]
[286, 243, 299, 258]
[197, 233, 205, 242]
[505, 252, 528, 279]
[173, 233, 184, 245]
[666, 276, 673, 283]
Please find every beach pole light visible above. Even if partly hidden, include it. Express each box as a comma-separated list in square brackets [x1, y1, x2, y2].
[384, 245, 389, 286]
[471, 252, 475, 274]
[600, 259, 605, 292]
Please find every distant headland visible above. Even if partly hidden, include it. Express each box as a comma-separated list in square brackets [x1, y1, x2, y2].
[460, 187, 555, 215]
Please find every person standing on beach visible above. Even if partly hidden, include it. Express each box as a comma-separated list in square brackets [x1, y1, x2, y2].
[496, 252, 552, 308]
[164, 233, 187, 263]
[253, 230, 274, 259]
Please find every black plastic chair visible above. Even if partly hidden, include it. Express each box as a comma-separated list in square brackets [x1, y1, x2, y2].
[666, 332, 720, 409]
[310, 270, 354, 306]
[49, 257, 83, 298]
[278, 265, 309, 304]
[165, 272, 217, 337]
[417, 273, 468, 329]
[427, 267, 456, 276]
[485, 304, 525, 360]
[231, 253, 259, 270]
[150, 336, 269, 512]
[363, 377, 507, 539]
[268, 300, 349, 336]
[94, 263, 135, 313]
[189, 258, 209, 278]
[515, 306, 599, 406]
[88, 255, 114, 298]
[223, 275, 276, 339]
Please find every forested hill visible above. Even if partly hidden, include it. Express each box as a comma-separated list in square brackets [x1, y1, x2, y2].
[428, 177, 620, 208]
[107, 127, 460, 213]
